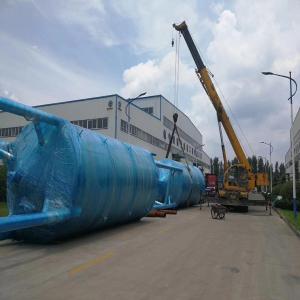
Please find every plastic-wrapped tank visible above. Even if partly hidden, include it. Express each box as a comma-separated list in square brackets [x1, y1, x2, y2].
[155, 159, 205, 209]
[0, 97, 159, 242]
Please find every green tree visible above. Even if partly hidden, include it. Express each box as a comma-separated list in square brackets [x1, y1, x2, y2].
[274, 161, 280, 185]
[0, 165, 7, 202]
[212, 157, 219, 176]
[251, 155, 258, 173]
[232, 157, 238, 165]
[266, 161, 270, 174]
[258, 157, 264, 173]
[219, 161, 224, 178]
[227, 160, 231, 168]
[248, 157, 252, 169]
[279, 163, 286, 183]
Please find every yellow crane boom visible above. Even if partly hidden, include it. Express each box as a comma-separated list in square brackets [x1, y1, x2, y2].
[173, 21, 269, 201]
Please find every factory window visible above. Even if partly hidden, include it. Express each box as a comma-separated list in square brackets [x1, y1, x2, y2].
[168, 133, 171, 140]
[71, 117, 108, 130]
[121, 119, 167, 150]
[163, 116, 202, 150]
[97, 118, 103, 129]
[121, 119, 128, 133]
[142, 107, 154, 114]
[102, 118, 108, 129]
[163, 129, 166, 140]
[82, 120, 87, 128]
[130, 124, 138, 136]
[0, 126, 23, 138]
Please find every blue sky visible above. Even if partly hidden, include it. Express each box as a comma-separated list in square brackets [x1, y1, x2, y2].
[1, 0, 300, 163]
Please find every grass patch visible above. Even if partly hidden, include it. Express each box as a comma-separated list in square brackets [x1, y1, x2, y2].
[0, 202, 8, 217]
[280, 209, 300, 231]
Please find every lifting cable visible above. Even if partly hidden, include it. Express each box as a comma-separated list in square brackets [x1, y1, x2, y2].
[196, 45, 255, 157]
[212, 76, 255, 157]
[165, 113, 190, 171]
[168, 30, 190, 170]
[173, 31, 181, 110]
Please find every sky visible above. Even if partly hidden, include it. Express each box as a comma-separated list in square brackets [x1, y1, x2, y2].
[0, 0, 300, 163]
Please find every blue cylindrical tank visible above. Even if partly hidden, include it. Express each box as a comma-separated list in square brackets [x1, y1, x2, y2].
[0, 100, 159, 241]
[0, 97, 206, 242]
[156, 159, 205, 208]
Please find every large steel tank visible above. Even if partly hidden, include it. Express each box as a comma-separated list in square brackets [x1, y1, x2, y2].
[0, 97, 159, 242]
[155, 159, 205, 209]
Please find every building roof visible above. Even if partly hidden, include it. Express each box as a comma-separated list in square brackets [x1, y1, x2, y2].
[0, 93, 211, 158]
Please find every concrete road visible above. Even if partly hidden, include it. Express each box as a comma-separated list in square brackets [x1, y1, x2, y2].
[0, 206, 299, 300]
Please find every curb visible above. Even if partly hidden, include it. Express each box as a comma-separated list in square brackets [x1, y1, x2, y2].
[274, 208, 300, 238]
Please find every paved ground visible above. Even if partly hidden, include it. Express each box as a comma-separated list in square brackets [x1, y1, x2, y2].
[0, 206, 300, 300]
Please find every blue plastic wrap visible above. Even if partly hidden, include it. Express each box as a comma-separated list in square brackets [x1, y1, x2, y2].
[155, 159, 205, 209]
[0, 97, 205, 242]
[0, 97, 159, 241]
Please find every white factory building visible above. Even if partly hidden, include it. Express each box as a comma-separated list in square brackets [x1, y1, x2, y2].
[0, 94, 211, 173]
[285, 107, 300, 181]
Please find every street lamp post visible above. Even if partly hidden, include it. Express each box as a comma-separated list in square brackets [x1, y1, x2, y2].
[262, 71, 298, 219]
[260, 142, 273, 195]
[194, 144, 205, 167]
[125, 92, 147, 124]
[258, 155, 268, 192]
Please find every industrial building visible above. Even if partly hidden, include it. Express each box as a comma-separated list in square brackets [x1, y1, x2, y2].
[0, 94, 211, 173]
[285, 107, 300, 181]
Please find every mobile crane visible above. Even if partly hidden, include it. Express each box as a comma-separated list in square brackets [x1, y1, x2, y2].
[173, 21, 268, 209]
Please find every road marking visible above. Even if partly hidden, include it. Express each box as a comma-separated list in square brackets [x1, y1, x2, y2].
[159, 226, 173, 234]
[68, 251, 115, 277]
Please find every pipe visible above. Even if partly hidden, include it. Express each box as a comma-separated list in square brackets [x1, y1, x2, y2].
[0, 149, 14, 160]
[0, 97, 64, 126]
[153, 201, 177, 210]
[146, 210, 166, 218]
[0, 209, 71, 233]
[158, 209, 177, 215]
[155, 161, 183, 172]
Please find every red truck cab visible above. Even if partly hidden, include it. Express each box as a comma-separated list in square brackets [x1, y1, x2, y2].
[205, 174, 218, 197]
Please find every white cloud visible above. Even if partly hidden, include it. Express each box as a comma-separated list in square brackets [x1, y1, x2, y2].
[112, 0, 201, 54]
[120, 0, 300, 162]
[38, 0, 120, 47]
[1, 0, 300, 163]
[121, 51, 197, 98]
[203, 0, 300, 161]
[0, 84, 19, 101]
[0, 33, 114, 105]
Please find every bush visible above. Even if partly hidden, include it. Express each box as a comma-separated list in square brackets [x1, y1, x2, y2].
[272, 181, 300, 210]
[0, 165, 7, 202]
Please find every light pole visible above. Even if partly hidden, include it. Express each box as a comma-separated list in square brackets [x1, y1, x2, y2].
[262, 71, 298, 219]
[125, 92, 147, 123]
[258, 155, 268, 192]
[260, 142, 273, 195]
[194, 144, 205, 167]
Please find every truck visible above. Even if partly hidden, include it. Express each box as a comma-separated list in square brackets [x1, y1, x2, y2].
[205, 174, 218, 197]
[173, 21, 269, 210]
